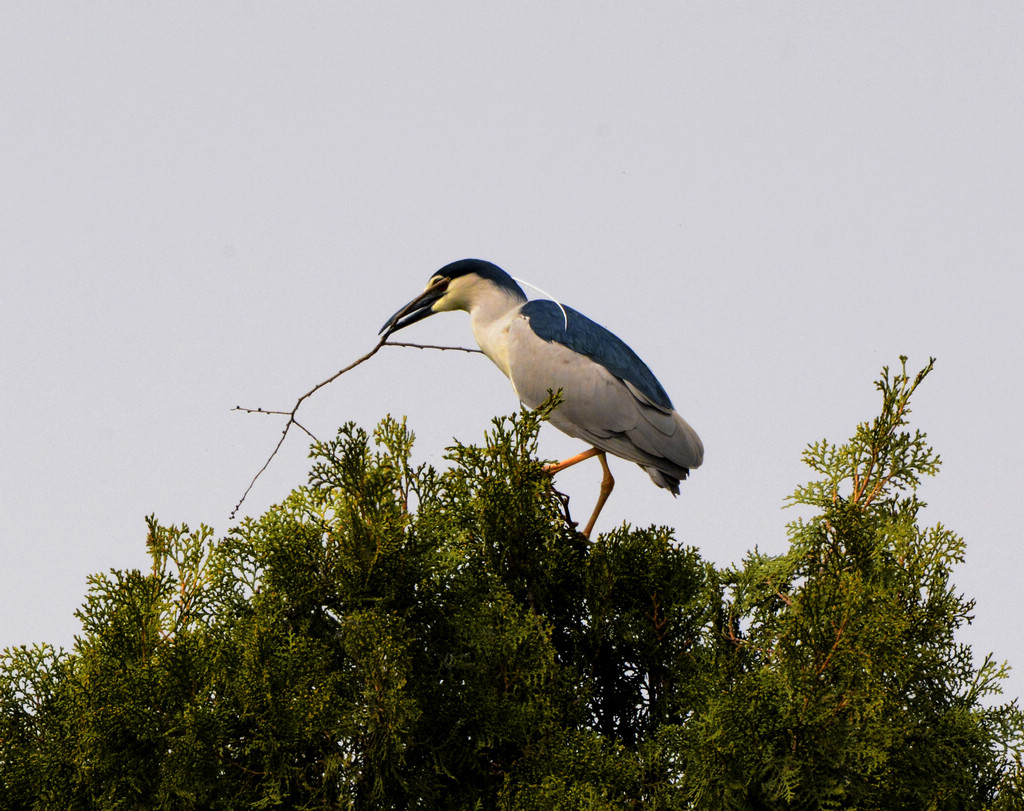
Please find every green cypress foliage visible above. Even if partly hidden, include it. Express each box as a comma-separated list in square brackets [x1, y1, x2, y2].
[2, 359, 1021, 809]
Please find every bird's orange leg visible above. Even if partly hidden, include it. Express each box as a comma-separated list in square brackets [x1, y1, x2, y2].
[543, 447, 602, 475]
[543, 448, 614, 539]
[581, 452, 614, 539]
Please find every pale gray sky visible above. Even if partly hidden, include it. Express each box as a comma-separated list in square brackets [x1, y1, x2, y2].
[3, 4, 1022, 699]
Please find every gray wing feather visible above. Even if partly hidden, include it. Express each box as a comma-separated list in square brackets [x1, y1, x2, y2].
[507, 315, 703, 492]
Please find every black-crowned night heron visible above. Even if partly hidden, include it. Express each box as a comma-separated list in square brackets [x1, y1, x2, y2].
[380, 258, 703, 537]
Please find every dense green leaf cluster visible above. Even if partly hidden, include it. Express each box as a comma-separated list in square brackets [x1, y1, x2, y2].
[2, 360, 1021, 809]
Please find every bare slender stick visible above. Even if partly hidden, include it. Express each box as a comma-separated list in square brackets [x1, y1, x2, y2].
[231, 408, 319, 441]
[386, 342, 483, 355]
[230, 337, 388, 518]
[230, 339, 483, 518]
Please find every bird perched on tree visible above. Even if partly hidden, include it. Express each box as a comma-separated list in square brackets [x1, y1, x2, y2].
[380, 258, 702, 537]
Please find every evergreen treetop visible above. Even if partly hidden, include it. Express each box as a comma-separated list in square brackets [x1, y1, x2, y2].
[2, 358, 1021, 809]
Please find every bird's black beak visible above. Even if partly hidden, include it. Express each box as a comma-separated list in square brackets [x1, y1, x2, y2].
[379, 279, 449, 338]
